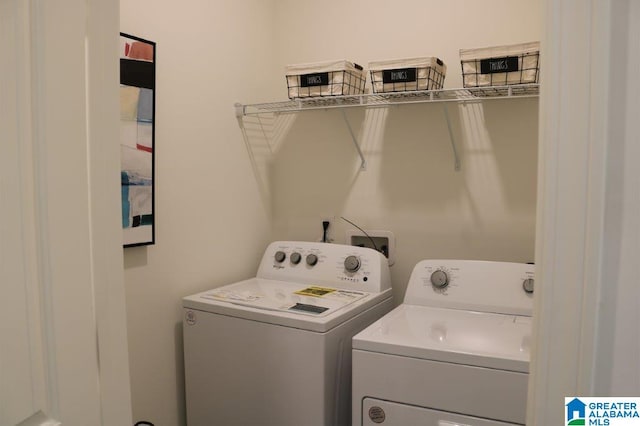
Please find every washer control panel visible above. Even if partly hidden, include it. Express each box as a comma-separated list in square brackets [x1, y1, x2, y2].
[404, 260, 535, 316]
[257, 241, 391, 293]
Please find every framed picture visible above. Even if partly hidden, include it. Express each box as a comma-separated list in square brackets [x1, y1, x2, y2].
[120, 33, 155, 247]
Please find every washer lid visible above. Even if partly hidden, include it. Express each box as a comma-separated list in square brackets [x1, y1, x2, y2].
[352, 304, 532, 372]
[183, 278, 390, 332]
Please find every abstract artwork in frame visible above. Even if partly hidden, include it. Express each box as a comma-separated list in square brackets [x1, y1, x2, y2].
[120, 33, 155, 247]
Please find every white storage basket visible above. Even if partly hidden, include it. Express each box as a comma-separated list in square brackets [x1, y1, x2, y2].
[285, 60, 366, 99]
[460, 42, 540, 88]
[368, 57, 446, 93]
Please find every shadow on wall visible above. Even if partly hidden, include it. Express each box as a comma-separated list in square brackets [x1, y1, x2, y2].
[235, 98, 538, 303]
[237, 111, 298, 218]
[236, 98, 538, 264]
[130, 323, 186, 426]
[268, 109, 367, 236]
[377, 99, 537, 213]
[378, 103, 465, 209]
[238, 100, 538, 216]
[174, 322, 186, 425]
[124, 244, 149, 268]
[478, 99, 538, 214]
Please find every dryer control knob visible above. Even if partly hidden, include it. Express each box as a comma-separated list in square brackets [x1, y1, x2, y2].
[274, 251, 286, 263]
[523, 278, 535, 294]
[290, 252, 301, 265]
[306, 253, 318, 266]
[430, 270, 449, 289]
[344, 255, 361, 273]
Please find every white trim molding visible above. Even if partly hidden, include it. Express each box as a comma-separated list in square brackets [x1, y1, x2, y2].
[1, 0, 132, 424]
[529, 0, 640, 423]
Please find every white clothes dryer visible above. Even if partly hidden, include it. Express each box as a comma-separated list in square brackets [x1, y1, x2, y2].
[183, 241, 393, 426]
[352, 259, 534, 426]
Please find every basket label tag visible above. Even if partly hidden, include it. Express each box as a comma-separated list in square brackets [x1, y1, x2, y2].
[481, 56, 519, 74]
[382, 68, 417, 83]
[300, 72, 329, 87]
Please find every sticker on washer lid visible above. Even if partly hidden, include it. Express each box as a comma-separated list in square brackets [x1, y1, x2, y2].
[202, 290, 262, 303]
[332, 289, 366, 299]
[294, 286, 336, 297]
[369, 406, 386, 423]
[288, 303, 329, 314]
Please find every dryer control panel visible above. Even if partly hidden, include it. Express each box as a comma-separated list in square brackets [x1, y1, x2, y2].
[404, 260, 534, 316]
[256, 241, 391, 294]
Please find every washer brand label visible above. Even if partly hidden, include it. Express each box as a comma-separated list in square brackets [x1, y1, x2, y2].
[369, 406, 385, 423]
[185, 310, 197, 326]
[566, 397, 640, 425]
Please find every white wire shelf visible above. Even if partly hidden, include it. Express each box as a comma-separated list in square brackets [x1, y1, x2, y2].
[235, 83, 539, 172]
[236, 84, 539, 116]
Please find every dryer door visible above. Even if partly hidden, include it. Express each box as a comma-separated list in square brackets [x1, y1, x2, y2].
[362, 398, 521, 426]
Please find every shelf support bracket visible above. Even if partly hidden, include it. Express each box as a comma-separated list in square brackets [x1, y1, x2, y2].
[340, 110, 367, 170]
[442, 104, 461, 171]
[234, 102, 245, 129]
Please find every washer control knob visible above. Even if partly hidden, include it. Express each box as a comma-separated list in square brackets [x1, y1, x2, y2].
[306, 253, 318, 266]
[290, 252, 301, 265]
[523, 278, 535, 294]
[274, 251, 286, 263]
[344, 255, 361, 273]
[430, 270, 449, 289]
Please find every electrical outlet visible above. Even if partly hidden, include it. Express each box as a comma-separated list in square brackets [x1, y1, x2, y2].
[345, 230, 395, 266]
[319, 217, 334, 243]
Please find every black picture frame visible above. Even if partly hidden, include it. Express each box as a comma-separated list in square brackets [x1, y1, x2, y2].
[119, 32, 156, 247]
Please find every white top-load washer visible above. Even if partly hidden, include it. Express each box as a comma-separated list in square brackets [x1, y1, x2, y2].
[352, 260, 535, 426]
[183, 241, 393, 426]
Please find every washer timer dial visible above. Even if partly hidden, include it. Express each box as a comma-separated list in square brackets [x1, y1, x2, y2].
[430, 270, 449, 289]
[344, 255, 361, 273]
[522, 278, 535, 294]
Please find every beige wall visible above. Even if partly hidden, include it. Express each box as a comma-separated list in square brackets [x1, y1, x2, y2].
[273, 0, 542, 89]
[120, 1, 278, 424]
[121, 0, 541, 424]
[270, 0, 541, 303]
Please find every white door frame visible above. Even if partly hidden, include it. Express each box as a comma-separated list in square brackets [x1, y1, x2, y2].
[1, 0, 132, 424]
[529, 0, 639, 423]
